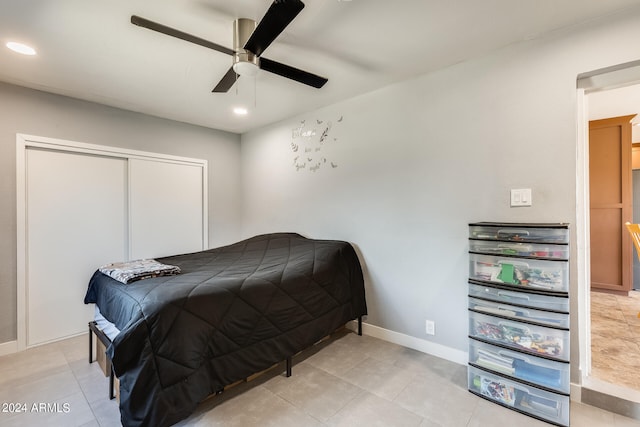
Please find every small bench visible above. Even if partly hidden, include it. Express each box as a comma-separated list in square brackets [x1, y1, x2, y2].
[88, 321, 116, 400]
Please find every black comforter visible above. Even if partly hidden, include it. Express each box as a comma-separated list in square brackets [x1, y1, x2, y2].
[84, 233, 367, 427]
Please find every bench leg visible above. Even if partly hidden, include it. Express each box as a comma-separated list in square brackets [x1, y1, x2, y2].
[88, 323, 93, 364]
[286, 357, 292, 377]
[109, 367, 116, 400]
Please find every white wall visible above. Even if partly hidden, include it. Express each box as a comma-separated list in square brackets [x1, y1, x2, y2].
[588, 84, 640, 142]
[241, 6, 640, 374]
[0, 82, 242, 344]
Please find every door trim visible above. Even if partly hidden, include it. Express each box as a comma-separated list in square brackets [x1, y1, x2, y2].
[576, 87, 591, 380]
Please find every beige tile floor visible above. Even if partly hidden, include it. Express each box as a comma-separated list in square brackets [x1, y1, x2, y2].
[0, 330, 638, 426]
[591, 290, 640, 390]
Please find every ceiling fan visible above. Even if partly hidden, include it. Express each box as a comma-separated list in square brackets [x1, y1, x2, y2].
[131, 0, 328, 93]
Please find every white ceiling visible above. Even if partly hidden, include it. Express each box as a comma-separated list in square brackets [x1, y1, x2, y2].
[2, 0, 640, 134]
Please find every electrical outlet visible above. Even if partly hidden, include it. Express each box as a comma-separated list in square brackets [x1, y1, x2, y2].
[425, 320, 435, 335]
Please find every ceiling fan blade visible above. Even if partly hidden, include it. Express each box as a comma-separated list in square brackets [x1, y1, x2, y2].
[212, 67, 239, 93]
[243, 0, 305, 57]
[131, 15, 234, 56]
[260, 57, 327, 89]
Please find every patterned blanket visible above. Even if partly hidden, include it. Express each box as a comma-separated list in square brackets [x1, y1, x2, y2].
[98, 259, 181, 284]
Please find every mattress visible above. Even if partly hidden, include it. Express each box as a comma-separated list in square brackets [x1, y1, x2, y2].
[94, 306, 120, 341]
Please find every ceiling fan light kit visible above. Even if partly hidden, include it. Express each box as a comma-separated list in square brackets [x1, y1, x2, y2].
[232, 18, 259, 77]
[130, 0, 327, 94]
[233, 106, 249, 115]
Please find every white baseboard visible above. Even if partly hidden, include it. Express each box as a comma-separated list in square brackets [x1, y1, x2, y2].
[0, 340, 18, 357]
[571, 382, 581, 402]
[348, 320, 468, 365]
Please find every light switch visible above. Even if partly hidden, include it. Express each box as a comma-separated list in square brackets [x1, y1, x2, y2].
[511, 188, 532, 207]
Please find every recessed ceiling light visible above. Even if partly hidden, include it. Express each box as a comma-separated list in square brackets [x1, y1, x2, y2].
[6, 41, 36, 55]
[233, 107, 248, 116]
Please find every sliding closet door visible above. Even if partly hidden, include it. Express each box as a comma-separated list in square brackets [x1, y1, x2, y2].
[19, 135, 208, 349]
[26, 148, 127, 346]
[129, 159, 204, 259]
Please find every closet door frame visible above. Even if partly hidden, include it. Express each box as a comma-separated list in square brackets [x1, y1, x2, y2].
[16, 133, 208, 351]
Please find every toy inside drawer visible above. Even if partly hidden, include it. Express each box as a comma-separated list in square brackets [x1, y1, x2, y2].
[469, 224, 569, 244]
[468, 339, 570, 394]
[468, 365, 569, 426]
[468, 282, 569, 313]
[469, 311, 569, 362]
[468, 240, 568, 260]
[468, 297, 568, 328]
[469, 254, 568, 293]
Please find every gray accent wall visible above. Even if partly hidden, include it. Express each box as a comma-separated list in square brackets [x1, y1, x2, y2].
[0, 82, 242, 344]
[240, 7, 640, 377]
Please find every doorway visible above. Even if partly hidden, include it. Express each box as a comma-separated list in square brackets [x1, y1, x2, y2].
[578, 74, 640, 400]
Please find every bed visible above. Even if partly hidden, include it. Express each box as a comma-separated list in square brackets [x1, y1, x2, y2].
[83, 232, 367, 427]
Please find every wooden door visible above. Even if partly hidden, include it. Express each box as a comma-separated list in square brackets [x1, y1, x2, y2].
[589, 115, 636, 294]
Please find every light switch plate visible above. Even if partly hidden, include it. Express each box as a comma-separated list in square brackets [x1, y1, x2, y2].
[511, 188, 532, 207]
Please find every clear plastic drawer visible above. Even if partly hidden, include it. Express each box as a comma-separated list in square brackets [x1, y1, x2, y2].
[469, 254, 568, 293]
[469, 311, 569, 361]
[469, 297, 568, 328]
[468, 365, 569, 426]
[468, 339, 570, 394]
[468, 240, 568, 260]
[469, 282, 569, 313]
[469, 223, 569, 244]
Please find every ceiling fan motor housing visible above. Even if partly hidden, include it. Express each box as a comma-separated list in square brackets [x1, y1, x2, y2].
[233, 18, 259, 76]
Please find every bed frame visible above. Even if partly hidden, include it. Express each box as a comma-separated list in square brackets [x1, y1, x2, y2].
[88, 317, 363, 400]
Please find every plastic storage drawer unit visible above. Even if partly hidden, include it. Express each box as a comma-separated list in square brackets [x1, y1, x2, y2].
[468, 339, 570, 394]
[469, 310, 569, 362]
[468, 282, 569, 313]
[469, 253, 569, 293]
[468, 365, 570, 426]
[468, 222, 569, 426]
